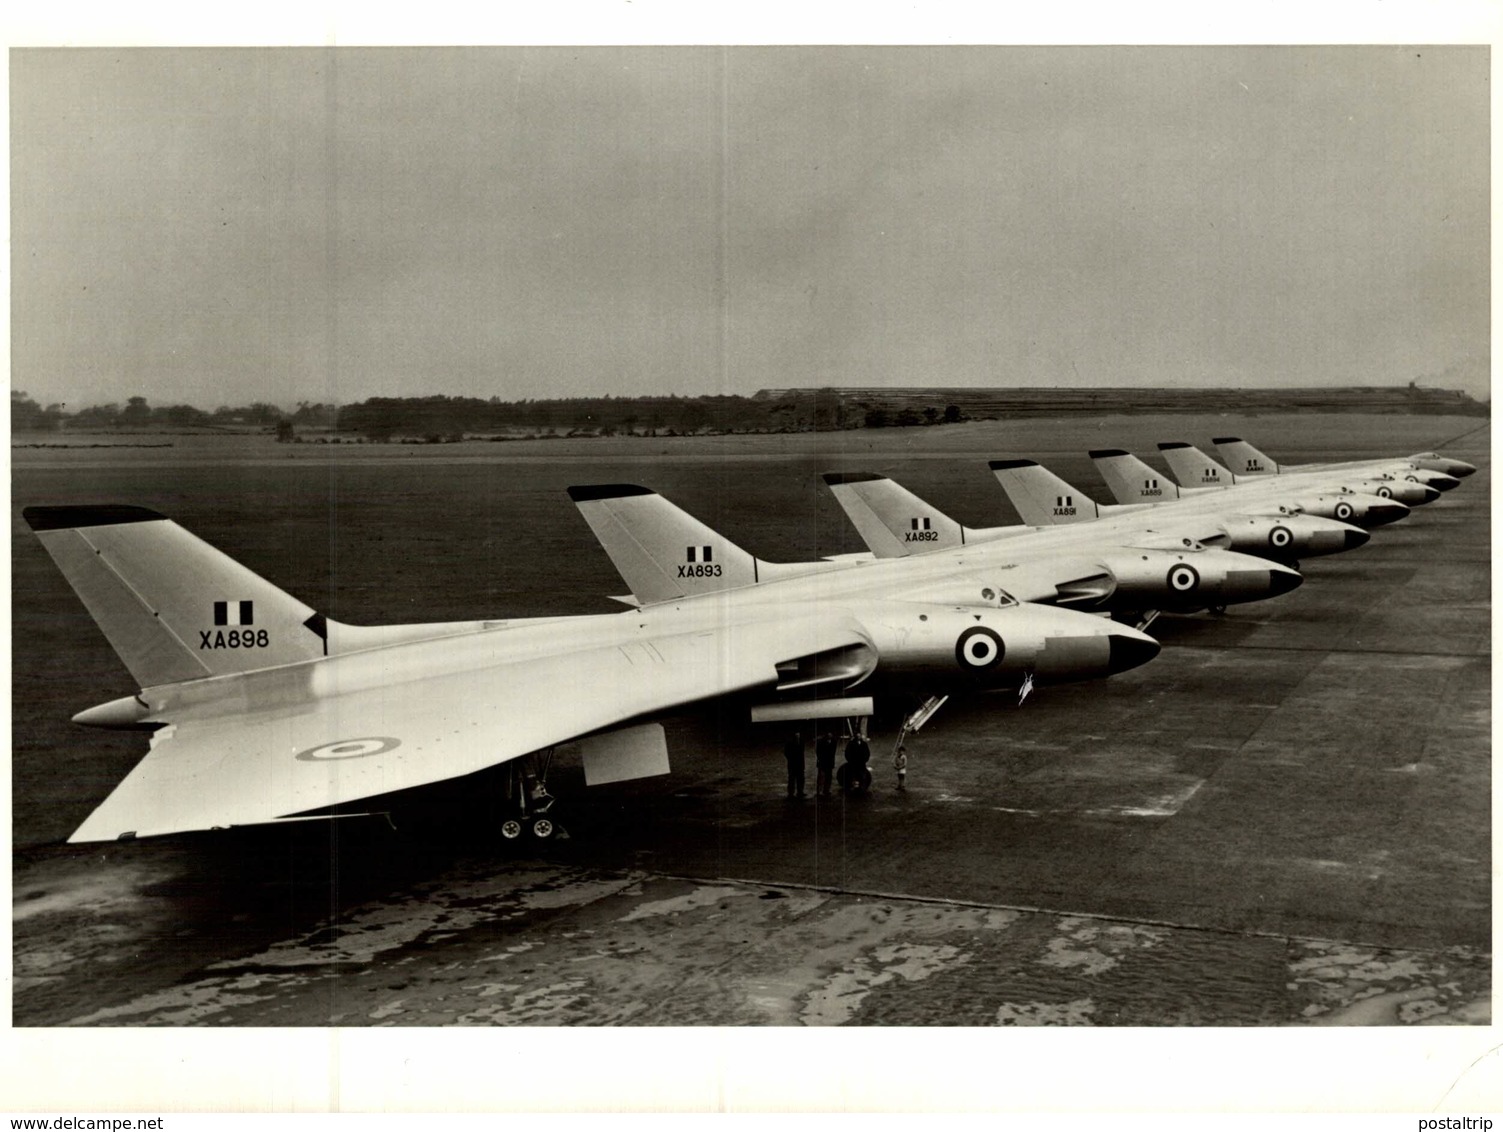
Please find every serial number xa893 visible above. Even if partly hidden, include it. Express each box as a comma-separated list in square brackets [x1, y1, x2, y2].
[678, 563, 722, 578]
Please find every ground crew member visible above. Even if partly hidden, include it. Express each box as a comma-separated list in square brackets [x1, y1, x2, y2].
[894, 743, 908, 790]
[815, 731, 838, 797]
[783, 730, 806, 798]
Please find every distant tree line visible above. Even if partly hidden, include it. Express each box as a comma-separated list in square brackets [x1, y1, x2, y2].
[13, 380, 1483, 443]
[11, 391, 341, 434]
[12, 389, 969, 442]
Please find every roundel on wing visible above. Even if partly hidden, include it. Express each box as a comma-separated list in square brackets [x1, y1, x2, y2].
[1334, 501, 1354, 521]
[296, 736, 402, 762]
[1167, 563, 1200, 593]
[1269, 525, 1293, 550]
[955, 625, 1005, 670]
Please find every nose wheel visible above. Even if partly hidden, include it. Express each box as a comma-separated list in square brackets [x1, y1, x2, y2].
[837, 718, 874, 795]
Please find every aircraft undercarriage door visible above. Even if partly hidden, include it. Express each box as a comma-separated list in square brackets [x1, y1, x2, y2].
[568, 722, 673, 786]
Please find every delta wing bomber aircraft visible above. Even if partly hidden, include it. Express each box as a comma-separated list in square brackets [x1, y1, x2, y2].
[822, 471, 1307, 624]
[1208, 436, 1474, 494]
[1093, 446, 1435, 511]
[991, 454, 1412, 541]
[1151, 441, 1434, 515]
[24, 499, 1159, 844]
[828, 464, 1365, 568]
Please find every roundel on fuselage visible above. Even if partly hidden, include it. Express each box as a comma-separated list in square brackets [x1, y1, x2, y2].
[1335, 501, 1354, 521]
[1167, 563, 1200, 593]
[955, 625, 1004, 670]
[1269, 525, 1293, 550]
[1377, 486, 1392, 499]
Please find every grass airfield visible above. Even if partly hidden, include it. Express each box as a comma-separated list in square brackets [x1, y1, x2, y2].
[10, 411, 1490, 1026]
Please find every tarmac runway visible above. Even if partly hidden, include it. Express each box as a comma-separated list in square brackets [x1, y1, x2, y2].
[9, 415, 1491, 1028]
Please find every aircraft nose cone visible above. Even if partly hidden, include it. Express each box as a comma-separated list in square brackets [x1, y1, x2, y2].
[1343, 527, 1371, 551]
[1446, 461, 1477, 478]
[1368, 500, 1411, 526]
[1267, 565, 1303, 597]
[1421, 486, 1441, 504]
[1429, 474, 1462, 492]
[1106, 629, 1160, 675]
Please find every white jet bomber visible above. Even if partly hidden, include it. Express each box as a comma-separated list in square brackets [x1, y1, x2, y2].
[990, 455, 1405, 554]
[1088, 444, 1429, 520]
[25, 498, 1160, 844]
[820, 471, 1305, 622]
[1208, 436, 1474, 495]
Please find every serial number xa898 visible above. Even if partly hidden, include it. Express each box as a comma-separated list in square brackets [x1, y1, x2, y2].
[200, 629, 271, 650]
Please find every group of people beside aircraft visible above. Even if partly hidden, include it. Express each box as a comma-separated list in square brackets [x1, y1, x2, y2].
[23, 435, 1475, 842]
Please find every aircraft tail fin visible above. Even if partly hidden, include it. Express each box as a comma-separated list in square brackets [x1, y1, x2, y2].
[568, 485, 825, 604]
[24, 506, 329, 688]
[988, 460, 1102, 525]
[1088, 449, 1182, 504]
[1213, 436, 1280, 477]
[1158, 442, 1236, 489]
[822, 472, 966, 557]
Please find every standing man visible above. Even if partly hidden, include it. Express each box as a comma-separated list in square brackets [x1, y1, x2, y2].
[814, 730, 838, 798]
[783, 730, 807, 798]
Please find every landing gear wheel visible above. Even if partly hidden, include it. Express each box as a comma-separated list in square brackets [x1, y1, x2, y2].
[838, 763, 873, 796]
[1209, 604, 1227, 616]
[497, 747, 564, 847]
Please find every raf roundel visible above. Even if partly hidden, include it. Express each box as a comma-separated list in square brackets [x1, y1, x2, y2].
[1167, 563, 1200, 593]
[1269, 526, 1293, 551]
[1334, 501, 1355, 521]
[955, 625, 1005, 670]
[295, 736, 402, 762]
[1377, 486, 1392, 499]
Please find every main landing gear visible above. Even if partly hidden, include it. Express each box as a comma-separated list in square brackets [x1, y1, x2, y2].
[497, 748, 566, 843]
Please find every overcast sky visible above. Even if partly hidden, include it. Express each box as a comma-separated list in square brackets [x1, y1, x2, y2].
[11, 45, 1490, 409]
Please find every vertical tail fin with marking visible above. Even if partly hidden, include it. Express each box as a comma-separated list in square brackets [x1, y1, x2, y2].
[568, 485, 829, 605]
[1158, 442, 1236, 489]
[1213, 437, 1280, 477]
[822, 472, 969, 557]
[988, 460, 1104, 526]
[24, 506, 330, 687]
[1088, 449, 1183, 505]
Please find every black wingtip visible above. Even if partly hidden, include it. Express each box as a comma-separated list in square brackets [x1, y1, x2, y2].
[1087, 449, 1129, 459]
[822, 471, 888, 485]
[1211, 437, 1243, 446]
[23, 505, 168, 531]
[1157, 442, 1192, 450]
[566, 484, 657, 502]
[988, 459, 1038, 470]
